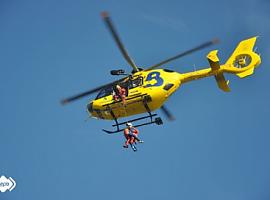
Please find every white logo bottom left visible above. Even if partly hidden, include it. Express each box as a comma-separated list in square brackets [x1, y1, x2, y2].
[0, 176, 16, 192]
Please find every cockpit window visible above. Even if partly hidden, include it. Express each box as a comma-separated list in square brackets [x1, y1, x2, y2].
[128, 77, 143, 89]
[95, 77, 142, 100]
[96, 86, 113, 99]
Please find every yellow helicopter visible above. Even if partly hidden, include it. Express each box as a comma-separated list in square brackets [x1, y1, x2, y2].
[61, 12, 261, 133]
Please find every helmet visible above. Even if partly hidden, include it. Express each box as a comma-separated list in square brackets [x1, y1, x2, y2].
[126, 122, 132, 127]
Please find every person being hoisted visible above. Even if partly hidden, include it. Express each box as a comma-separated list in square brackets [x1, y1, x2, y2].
[112, 84, 127, 105]
[123, 122, 144, 151]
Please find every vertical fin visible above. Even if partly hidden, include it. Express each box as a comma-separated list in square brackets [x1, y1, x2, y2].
[225, 37, 258, 65]
[224, 37, 261, 78]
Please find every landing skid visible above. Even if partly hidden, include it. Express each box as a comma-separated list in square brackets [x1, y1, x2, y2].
[102, 95, 163, 134]
[102, 114, 163, 134]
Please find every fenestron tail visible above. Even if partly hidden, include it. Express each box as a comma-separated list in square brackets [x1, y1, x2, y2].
[224, 36, 261, 78]
[207, 37, 261, 92]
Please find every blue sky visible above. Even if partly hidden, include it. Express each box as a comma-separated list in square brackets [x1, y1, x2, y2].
[1, 0, 270, 199]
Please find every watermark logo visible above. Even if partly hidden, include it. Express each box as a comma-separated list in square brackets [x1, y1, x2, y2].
[0, 176, 16, 192]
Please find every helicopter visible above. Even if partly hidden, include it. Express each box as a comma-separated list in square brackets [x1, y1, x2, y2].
[61, 11, 261, 134]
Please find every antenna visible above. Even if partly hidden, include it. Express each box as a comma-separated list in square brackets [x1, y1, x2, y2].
[193, 64, 197, 72]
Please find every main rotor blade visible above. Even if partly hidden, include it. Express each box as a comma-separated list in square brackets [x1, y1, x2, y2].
[61, 77, 127, 105]
[160, 105, 175, 121]
[146, 38, 219, 70]
[101, 11, 139, 72]
[61, 85, 107, 105]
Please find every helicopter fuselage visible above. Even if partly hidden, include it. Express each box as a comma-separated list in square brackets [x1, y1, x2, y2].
[87, 69, 182, 120]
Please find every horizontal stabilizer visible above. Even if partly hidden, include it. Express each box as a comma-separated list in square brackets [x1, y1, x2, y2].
[215, 73, 230, 92]
[207, 50, 220, 70]
[207, 50, 230, 92]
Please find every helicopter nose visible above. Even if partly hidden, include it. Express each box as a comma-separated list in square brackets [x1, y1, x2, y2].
[87, 102, 93, 113]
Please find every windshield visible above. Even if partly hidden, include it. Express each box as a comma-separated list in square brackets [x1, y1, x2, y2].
[95, 77, 143, 100]
[128, 77, 143, 89]
[96, 86, 113, 99]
